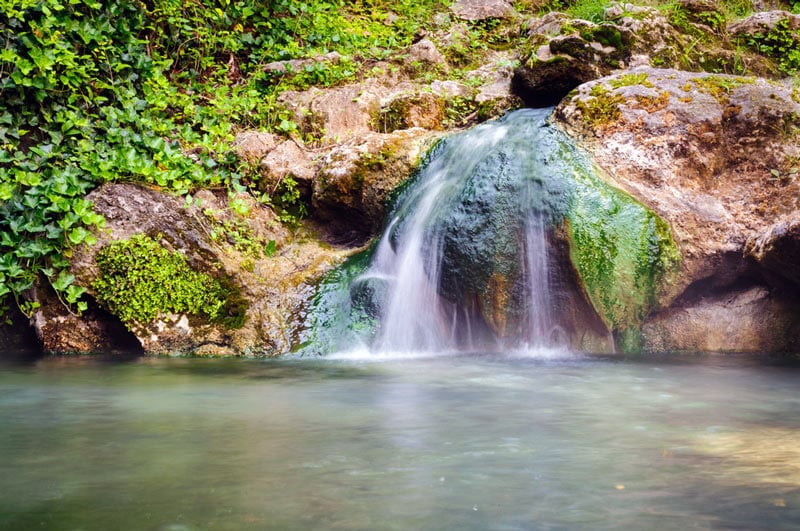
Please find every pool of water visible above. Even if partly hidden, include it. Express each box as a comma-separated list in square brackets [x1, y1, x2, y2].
[2, 351, 800, 530]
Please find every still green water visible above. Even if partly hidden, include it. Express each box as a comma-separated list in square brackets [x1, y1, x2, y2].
[1, 352, 800, 530]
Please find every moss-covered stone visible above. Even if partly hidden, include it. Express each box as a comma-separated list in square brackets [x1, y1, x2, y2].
[564, 159, 681, 350]
[92, 233, 247, 329]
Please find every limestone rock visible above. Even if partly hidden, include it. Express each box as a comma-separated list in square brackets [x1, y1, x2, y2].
[729, 10, 800, 37]
[29, 281, 141, 355]
[313, 129, 440, 244]
[554, 67, 800, 352]
[405, 38, 448, 74]
[745, 215, 800, 287]
[233, 132, 281, 163]
[259, 139, 317, 197]
[451, 0, 516, 21]
[642, 286, 800, 353]
[49, 183, 350, 356]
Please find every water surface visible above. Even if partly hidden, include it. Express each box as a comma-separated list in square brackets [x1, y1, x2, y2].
[2, 353, 800, 529]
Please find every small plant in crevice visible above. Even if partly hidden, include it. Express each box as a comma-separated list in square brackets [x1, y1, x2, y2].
[742, 19, 800, 76]
[91, 234, 247, 329]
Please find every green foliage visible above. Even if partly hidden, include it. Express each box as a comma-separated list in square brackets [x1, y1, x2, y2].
[575, 84, 626, 127]
[0, 0, 448, 321]
[91, 233, 246, 328]
[742, 19, 800, 76]
[0, 1, 148, 316]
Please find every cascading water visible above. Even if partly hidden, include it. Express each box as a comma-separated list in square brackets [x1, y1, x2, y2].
[303, 108, 679, 356]
[334, 108, 577, 353]
[362, 110, 564, 352]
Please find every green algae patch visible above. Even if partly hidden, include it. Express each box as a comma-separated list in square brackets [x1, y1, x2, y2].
[294, 245, 377, 355]
[92, 233, 247, 329]
[564, 164, 681, 350]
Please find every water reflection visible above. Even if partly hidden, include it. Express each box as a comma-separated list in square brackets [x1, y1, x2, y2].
[1, 354, 799, 529]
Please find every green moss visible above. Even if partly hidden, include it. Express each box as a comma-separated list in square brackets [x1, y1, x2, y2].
[564, 160, 681, 352]
[92, 234, 247, 328]
[691, 75, 753, 104]
[575, 84, 625, 127]
[580, 25, 624, 49]
[609, 72, 653, 89]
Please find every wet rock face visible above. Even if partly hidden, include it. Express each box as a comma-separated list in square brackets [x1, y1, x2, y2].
[554, 67, 800, 353]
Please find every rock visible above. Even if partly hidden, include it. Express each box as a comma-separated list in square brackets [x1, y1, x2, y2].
[405, 38, 448, 74]
[750, 1, 793, 11]
[745, 216, 800, 287]
[451, 0, 516, 21]
[729, 10, 800, 37]
[313, 129, 440, 244]
[513, 2, 792, 107]
[513, 13, 638, 106]
[375, 92, 446, 133]
[279, 84, 381, 144]
[554, 67, 800, 352]
[430, 80, 471, 98]
[678, 0, 726, 31]
[642, 286, 800, 353]
[49, 183, 350, 356]
[233, 132, 281, 163]
[259, 140, 317, 198]
[263, 51, 343, 75]
[29, 281, 142, 355]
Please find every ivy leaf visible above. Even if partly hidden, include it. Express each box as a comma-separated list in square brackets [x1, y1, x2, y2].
[52, 271, 75, 292]
[68, 226, 90, 245]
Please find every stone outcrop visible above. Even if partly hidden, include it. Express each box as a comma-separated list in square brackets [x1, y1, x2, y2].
[512, 3, 793, 108]
[745, 216, 800, 287]
[642, 286, 800, 353]
[451, 0, 516, 21]
[37, 183, 352, 356]
[554, 67, 800, 352]
[313, 128, 440, 243]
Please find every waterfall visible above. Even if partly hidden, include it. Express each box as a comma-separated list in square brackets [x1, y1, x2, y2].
[353, 108, 568, 353]
[304, 107, 674, 357]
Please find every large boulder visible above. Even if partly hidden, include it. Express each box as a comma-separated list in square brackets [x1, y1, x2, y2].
[33, 183, 352, 356]
[554, 67, 800, 352]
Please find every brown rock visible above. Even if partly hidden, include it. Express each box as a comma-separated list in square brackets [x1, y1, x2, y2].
[554, 67, 800, 352]
[729, 10, 800, 37]
[52, 183, 350, 356]
[232, 131, 281, 163]
[642, 286, 800, 353]
[405, 38, 448, 74]
[745, 216, 800, 287]
[259, 140, 317, 196]
[313, 129, 440, 244]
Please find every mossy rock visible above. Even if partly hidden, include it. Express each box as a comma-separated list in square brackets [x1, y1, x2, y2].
[91, 233, 248, 330]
